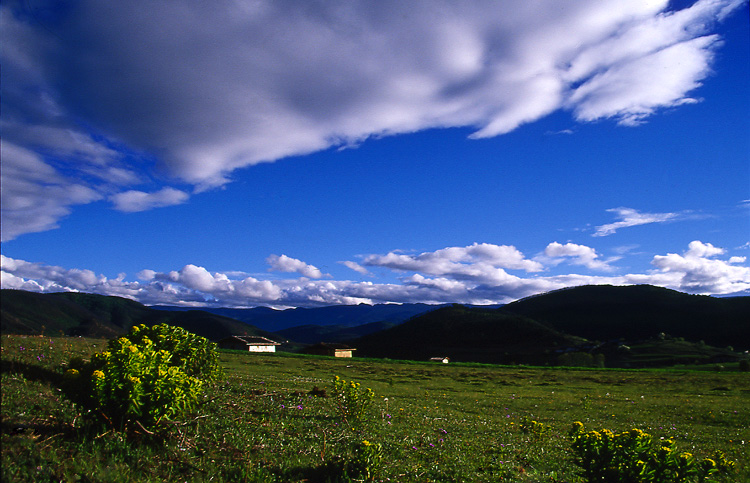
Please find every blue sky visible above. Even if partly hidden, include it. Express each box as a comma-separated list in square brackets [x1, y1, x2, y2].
[2, 0, 749, 308]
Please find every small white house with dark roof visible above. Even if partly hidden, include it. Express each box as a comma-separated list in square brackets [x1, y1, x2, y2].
[218, 335, 280, 353]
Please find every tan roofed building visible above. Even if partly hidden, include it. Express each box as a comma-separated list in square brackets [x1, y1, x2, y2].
[218, 335, 280, 352]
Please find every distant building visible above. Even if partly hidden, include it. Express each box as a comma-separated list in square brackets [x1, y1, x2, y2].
[218, 335, 280, 352]
[429, 357, 450, 364]
[304, 342, 356, 358]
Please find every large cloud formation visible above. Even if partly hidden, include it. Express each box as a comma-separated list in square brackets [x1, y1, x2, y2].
[0, 0, 744, 240]
[2, 241, 748, 308]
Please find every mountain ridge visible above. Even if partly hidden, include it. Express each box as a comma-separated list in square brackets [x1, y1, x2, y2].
[2, 285, 748, 368]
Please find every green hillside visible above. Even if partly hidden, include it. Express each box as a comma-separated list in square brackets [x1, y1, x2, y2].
[354, 304, 584, 364]
[0, 289, 273, 341]
[501, 284, 750, 350]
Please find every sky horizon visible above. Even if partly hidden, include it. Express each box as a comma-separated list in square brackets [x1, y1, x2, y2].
[2, 0, 749, 308]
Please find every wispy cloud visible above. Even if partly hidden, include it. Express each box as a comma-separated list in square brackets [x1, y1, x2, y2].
[3, 240, 748, 307]
[594, 207, 680, 237]
[1, 0, 743, 239]
[266, 254, 328, 279]
[0, 142, 102, 242]
[339, 261, 373, 277]
[110, 187, 189, 212]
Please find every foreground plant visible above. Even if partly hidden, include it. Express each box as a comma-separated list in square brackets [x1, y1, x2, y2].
[63, 324, 222, 433]
[348, 439, 383, 481]
[569, 422, 736, 482]
[331, 375, 375, 426]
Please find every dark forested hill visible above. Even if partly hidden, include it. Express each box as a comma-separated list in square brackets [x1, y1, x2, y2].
[0, 290, 275, 341]
[501, 285, 750, 350]
[353, 304, 584, 364]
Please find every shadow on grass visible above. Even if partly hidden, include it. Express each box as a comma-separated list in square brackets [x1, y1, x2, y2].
[0, 419, 75, 440]
[1, 359, 63, 387]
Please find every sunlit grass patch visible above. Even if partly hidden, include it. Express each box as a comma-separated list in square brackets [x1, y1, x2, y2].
[2, 335, 748, 482]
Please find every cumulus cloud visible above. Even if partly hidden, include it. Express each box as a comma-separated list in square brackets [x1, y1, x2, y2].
[2, 241, 748, 307]
[542, 242, 615, 271]
[1, 0, 743, 239]
[649, 241, 750, 294]
[361, 243, 544, 286]
[110, 187, 190, 212]
[266, 254, 327, 279]
[594, 207, 680, 237]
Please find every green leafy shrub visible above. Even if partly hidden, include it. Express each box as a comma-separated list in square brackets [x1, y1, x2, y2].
[64, 324, 222, 432]
[331, 375, 375, 426]
[347, 439, 383, 481]
[569, 422, 736, 482]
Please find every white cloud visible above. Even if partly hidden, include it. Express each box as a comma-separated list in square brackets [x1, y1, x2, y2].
[2, 240, 748, 307]
[0, 142, 102, 241]
[362, 243, 543, 286]
[594, 207, 680, 236]
[110, 187, 189, 212]
[1, 0, 741, 226]
[650, 240, 750, 294]
[542, 242, 615, 271]
[340, 260, 373, 277]
[563, 0, 742, 125]
[266, 254, 327, 279]
[685, 240, 725, 258]
[0, 254, 104, 291]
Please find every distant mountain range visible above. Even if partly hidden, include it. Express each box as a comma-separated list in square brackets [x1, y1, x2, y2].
[2, 285, 748, 368]
[152, 303, 442, 331]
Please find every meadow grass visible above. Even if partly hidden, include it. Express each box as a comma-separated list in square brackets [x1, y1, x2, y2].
[2, 334, 748, 482]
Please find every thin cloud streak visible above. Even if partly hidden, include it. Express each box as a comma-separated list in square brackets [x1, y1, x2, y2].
[594, 207, 680, 237]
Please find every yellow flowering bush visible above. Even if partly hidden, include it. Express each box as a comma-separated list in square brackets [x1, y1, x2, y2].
[64, 324, 222, 432]
[569, 422, 736, 482]
[331, 375, 375, 426]
[519, 418, 550, 439]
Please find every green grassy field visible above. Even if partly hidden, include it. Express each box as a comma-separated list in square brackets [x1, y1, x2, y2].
[2, 334, 748, 482]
